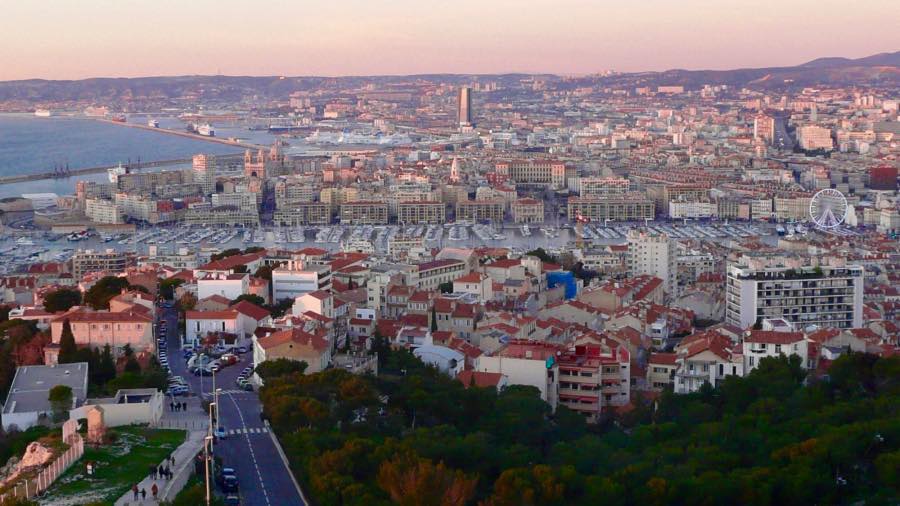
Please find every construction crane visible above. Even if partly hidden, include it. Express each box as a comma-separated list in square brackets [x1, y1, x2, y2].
[575, 213, 591, 250]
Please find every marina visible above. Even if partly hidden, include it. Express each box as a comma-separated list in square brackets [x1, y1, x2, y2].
[0, 221, 776, 276]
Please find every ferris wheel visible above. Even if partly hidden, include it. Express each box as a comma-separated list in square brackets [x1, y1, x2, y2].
[809, 189, 848, 229]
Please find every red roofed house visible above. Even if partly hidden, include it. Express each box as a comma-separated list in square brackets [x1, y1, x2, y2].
[47, 306, 154, 363]
[254, 327, 332, 376]
[742, 329, 808, 372]
[475, 339, 561, 408]
[673, 331, 744, 394]
[292, 290, 334, 319]
[185, 310, 240, 346]
[453, 272, 493, 301]
[457, 370, 508, 392]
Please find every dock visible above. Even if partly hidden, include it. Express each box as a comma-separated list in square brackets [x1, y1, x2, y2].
[93, 118, 267, 151]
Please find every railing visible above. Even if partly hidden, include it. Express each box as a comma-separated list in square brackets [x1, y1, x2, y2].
[0, 433, 85, 502]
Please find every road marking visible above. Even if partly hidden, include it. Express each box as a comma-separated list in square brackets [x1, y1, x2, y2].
[224, 392, 271, 506]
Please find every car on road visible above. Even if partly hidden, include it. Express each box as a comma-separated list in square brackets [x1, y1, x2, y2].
[219, 353, 238, 366]
[234, 345, 248, 354]
[224, 494, 241, 505]
[194, 367, 213, 377]
[167, 385, 189, 396]
[214, 426, 227, 440]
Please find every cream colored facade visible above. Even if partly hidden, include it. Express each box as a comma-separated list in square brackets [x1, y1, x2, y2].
[511, 199, 544, 223]
[774, 196, 812, 222]
[340, 201, 389, 224]
[567, 195, 654, 221]
[85, 198, 124, 224]
[456, 199, 505, 223]
[273, 202, 331, 225]
[397, 201, 446, 224]
[579, 177, 630, 196]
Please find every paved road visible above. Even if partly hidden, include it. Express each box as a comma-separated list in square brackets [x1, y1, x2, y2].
[159, 305, 305, 506]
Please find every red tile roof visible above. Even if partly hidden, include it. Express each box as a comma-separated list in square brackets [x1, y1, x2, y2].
[230, 300, 270, 321]
[457, 370, 503, 388]
[257, 327, 329, 352]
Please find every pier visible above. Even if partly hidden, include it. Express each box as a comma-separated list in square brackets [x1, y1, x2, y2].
[93, 118, 267, 151]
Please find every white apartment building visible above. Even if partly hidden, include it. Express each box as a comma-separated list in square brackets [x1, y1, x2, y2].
[742, 329, 809, 372]
[271, 260, 332, 301]
[85, 198, 124, 224]
[725, 260, 863, 330]
[627, 229, 677, 298]
[197, 272, 249, 301]
[797, 125, 833, 151]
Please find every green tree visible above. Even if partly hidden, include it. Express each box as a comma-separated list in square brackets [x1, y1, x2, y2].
[255, 358, 307, 381]
[57, 319, 77, 363]
[93, 344, 117, 386]
[48, 385, 73, 423]
[439, 281, 454, 294]
[83, 276, 130, 310]
[159, 278, 185, 300]
[210, 248, 241, 261]
[431, 306, 438, 332]
[525, 248, 557, 264]
[254, 264, 275, 281]
[377, 451, 478, 506]
[42, 288, 82, 313]
[231, 294, 265, 307]
[267, 298, 293, 318]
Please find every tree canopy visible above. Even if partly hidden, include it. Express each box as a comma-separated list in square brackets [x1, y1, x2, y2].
[260, 352, 900, 505]
[255, 358, 307, 382]
[42, 288, 82, 313]
[83, 276, 131, 310]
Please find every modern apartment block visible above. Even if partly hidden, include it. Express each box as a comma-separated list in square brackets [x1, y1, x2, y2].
[567, 195, 655, 222]
[726, 260, 864, 330]
[627, 229, 677, 298]
[557, 344, 630, 423]
[339, 201, 389, 224]
[273, 202, 331, 225]
[397, 201, 446, 224]
[72, 248, 130, 278]
[456, 199, 505, 223]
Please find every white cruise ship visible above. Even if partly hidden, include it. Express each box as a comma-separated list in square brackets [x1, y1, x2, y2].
[34, 109, 53, 117]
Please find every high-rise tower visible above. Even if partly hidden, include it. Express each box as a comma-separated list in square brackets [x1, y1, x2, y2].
[458, 87, 473, 127]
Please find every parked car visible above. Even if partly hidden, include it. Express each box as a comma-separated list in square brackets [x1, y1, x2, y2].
[167, 385, 189, 396]
[234, 346, 249, 354]
[224, 494, 241, 505]
[214, 426, 227, 440]
[219, 353, 238, 366]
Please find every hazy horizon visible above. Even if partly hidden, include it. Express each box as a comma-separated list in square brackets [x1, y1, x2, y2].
[1, 0, 898, 81]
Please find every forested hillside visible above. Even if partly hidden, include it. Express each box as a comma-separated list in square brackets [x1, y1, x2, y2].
[260, 348, 900, 506]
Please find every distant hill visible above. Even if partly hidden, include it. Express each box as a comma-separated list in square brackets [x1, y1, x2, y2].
[0, 51, 896, 103]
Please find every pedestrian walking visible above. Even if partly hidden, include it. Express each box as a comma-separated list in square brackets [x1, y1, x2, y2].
[132, 484, 139, 500]
[169, 455, 175, 467]
[151, 483, 158, 499]
[169, 402, 174, 411]
[174, 402, 179, 412]
[141, 488, 147, 500]
[158, 465, 164, 479]
[182, 401, 187, 411]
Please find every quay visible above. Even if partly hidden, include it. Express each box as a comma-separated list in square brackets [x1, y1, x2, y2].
[93, 118, 267, 151]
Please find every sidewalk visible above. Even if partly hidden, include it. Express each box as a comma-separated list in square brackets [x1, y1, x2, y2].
[154, 395, 208, 431]
[114, 430, 206, 505]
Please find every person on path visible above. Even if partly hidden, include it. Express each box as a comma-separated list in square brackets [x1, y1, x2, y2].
[132, 484, 139, 500]
[182, 401, 187, 411]
[151, 483, 158, 499]
[170, 455, 175, 467]
[141, 488, 147, 500]
[164, 465, 171, 479]
[170, 402, 174, 411]
[158, 465, 164, 479]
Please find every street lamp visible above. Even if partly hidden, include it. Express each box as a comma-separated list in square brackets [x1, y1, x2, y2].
[204, 435, 214, 506]
[208, 402, 216, 439]
[214, 388, 222, 432]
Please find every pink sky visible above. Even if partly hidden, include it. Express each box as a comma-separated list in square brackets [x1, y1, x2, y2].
[1, 0, 897, 80]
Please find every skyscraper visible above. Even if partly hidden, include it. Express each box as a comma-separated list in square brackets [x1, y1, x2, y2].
[458, 87, 473, 127]
[192, 153, 216, 195]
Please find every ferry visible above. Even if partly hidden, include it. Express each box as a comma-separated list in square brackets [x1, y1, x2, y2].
[197, 123, 215, 137]
[148, 119, 160, 128]
[34, 109, 53, 117]
[111, 115, 127, 123]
